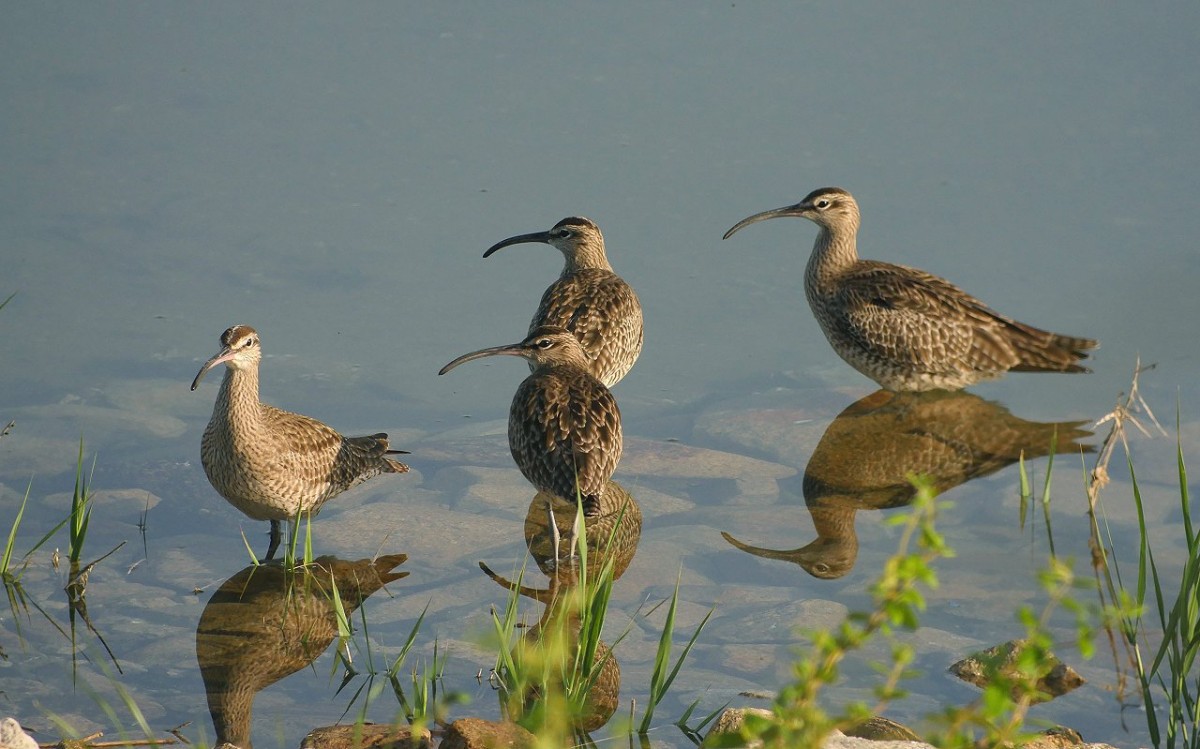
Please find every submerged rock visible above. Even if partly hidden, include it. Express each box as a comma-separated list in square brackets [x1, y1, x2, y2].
[439, 718, 535, 749]
[949, 639, 1085, 702]
[845, 716, 920, 742]
[300, 723, 431, 749]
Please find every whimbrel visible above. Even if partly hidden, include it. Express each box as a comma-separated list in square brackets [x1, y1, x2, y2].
[723, 187, 1098, 391]
[191, 325, 409, 560]
[484, 217, 643, 387]
[439, 325, 622, 518]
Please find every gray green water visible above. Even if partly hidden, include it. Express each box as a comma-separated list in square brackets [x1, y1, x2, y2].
[2, 5, 1198, 747]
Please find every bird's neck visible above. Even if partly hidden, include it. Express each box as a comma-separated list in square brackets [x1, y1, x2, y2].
[210, 686, 254, 749]
[562, 248, 613, 275]
[543, 359, 591, 376]
[805, 225, 859, 292]
[808, 501, 857, 542]
[216, 366, 263, 434]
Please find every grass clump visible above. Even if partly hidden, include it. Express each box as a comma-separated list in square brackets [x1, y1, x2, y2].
[488, 519, 624, 743]
[67, 437, 98, 566]
[1083, 362, 1200, 749]
[484, 494, 709, 746]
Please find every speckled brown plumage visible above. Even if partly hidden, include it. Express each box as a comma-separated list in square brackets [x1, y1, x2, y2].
[484, 217, 643, 387]
[723, 187, 1098, 391]
[723, 388, 1093, 579]
[195, 554, 408, 749]
[439, 325, 622, 516]
[192, 325, 408, 559]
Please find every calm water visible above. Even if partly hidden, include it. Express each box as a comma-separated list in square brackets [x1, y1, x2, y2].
[2, 5, 1198, 747]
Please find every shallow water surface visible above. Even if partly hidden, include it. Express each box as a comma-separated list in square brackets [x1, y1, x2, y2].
[2, 5, 1199, 748]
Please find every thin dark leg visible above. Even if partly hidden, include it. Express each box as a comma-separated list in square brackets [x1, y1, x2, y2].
[264, 520, 281, 561]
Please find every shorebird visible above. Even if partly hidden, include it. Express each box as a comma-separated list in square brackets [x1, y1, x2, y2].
[723, 187, 1098, 391]
[483, 217, 643, 387]
[439, 325, 622, 518]
[191, 325, 409, 561]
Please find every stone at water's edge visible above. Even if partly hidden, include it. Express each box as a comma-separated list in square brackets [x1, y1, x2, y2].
[300, 723, 431, 749]
[949, 639, 1086, 702]
[701, 707, 773, 748]
[701, 707, 1130, 749]
[845, 716, 920, 742]
[0, 718, 38, 749]
[439, 718, 536, 749]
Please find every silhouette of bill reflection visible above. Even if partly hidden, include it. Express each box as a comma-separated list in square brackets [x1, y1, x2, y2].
[723, 389, 1093, 579]
[195, 554, 408, 749]
[480, 480, 641, 735]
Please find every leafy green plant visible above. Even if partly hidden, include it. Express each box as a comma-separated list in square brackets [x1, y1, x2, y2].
[925, 558, 1100, 748]
[716, 479, 949, 749]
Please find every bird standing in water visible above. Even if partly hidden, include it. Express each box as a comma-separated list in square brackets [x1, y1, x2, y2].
[484, 217, 643, 388]
[439, 325, 622, 519]
[723, 187, 1097, 391]
[192, 325, 408, 560]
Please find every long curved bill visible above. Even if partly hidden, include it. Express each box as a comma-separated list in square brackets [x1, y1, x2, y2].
[720, 531, 804, 561]
[482, 230, 552, 258]
[438, 342, 527, 375]
[191, 346, 237, 391]
[722, 202, 806, 240]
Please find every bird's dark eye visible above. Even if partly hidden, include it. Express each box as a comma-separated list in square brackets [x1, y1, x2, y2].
[815, 199, 831, 209]
[244, 338, 255, 347]
[537, 338, 553, 349]
[555, 228, 572, 239]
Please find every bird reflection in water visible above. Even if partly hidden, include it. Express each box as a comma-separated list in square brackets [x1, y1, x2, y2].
[479, 480, 642, 736]
[525, 480, 642, 580]
[723, 389, 1093, 579]
[195, 554, 408, 749]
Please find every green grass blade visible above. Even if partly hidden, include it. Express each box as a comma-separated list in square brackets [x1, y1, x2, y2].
[303, 512, 314, 566]
[1017, 451, 1030, 530]
[1, 479, 32, 577]
[1039, 431, 1058, 556]
[68, 438, 94, 564]
[236, 528, 261, 566]
[644, 571, 681, 713]
[387, 601, 431, 678]
[657, 606, 712, 706]
[639, 567, 709, 733]
[329, 572, 351, 640]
